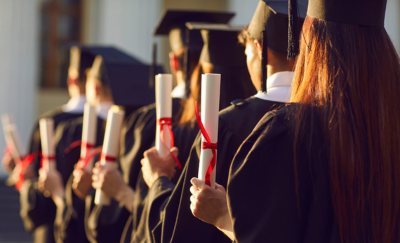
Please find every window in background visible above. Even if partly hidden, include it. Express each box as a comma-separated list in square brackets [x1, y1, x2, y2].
[40, 0, 83, 88]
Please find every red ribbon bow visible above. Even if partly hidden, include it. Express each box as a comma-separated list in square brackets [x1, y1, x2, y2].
[158, 117, 182, 170]
[194, 101, 217, 186]
[67, 77, 78, 85]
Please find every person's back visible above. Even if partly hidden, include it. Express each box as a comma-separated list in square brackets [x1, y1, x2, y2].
[224, 0, 400, 242]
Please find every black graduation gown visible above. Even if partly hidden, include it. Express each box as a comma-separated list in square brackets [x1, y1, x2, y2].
[228, 105, 340, 243]
[131, 97, 283, 243]
[85, 99, 182, 243]
[20, 108, 83, 243]
[54, 117, 106, 243]
[129, 122, 200, 243]
[26, 107, 83, 174]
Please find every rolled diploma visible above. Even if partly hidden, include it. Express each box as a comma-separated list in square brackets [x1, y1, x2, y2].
[6, 124, 26, 163]
[81, 104, 97, 170]
[94, 108, 125, 205]
[1, 114, 13, 134]
[2, 114, 14, 152]
[39, 119, 56, 172]
[155, 74, 173, 157]
[198, 74, 220, 189]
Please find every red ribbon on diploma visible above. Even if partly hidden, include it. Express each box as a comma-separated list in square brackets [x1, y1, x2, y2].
[67, 77, 78, 85]
[158, 118, 182, 170]
[194, 101, 217, 186]
[80, 148, 118, 169]
[64, 140, 97, 169]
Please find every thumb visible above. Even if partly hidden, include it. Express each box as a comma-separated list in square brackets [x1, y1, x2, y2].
[170, 147, 179, 157]
[215, 183, 226, 192]
[191, 177, 206, 190]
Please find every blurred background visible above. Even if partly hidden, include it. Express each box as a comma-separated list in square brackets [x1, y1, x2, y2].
[0, 0, 398, 242]
[0, 0, 399, 178]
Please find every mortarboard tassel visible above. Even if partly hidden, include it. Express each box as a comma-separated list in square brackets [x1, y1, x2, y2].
[288, 0, 299, 59]
[149, 42, 157, 88]
[261, 29, 268, 93]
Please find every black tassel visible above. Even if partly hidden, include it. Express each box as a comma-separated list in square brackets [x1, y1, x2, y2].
[149, 42, 157, 88]
[288, 0, 299, 59]
[261, 29, 268, 93]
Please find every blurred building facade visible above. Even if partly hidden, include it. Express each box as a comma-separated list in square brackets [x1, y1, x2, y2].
[0, 0, 399, 177]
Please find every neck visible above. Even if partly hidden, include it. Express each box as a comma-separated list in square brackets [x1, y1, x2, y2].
[267, 63, 294, 79]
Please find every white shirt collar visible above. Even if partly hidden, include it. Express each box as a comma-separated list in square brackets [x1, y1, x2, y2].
[254, 71, 293, 103]
[96, 102, 113, 120]
[171, 83, 186, 99]
[62, 95, 86, 114]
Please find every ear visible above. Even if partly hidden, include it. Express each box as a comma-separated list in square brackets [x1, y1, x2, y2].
[95, 84, 100, 96]
[254, 40, 263, 61]
[169, 52, 179, 73]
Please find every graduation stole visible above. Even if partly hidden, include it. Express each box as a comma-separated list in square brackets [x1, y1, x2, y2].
[157, 117, 182, 169]
[194, 101, 218, 186]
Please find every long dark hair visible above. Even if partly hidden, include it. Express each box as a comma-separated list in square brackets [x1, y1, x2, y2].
[291, 16, 400, 243]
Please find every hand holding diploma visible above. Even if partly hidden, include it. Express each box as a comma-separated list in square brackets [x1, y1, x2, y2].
[190, 178, 234, 241]
[94, 107, 125, 205]
[141, 146, 179, 188]
[72, 167, 93, 199]
[91, 162, 134, 212]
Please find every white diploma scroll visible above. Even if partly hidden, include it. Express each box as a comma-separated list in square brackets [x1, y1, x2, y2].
[81, 104, 97, 170]
[6, 124, 26, 163]
[94, 107, 125, 205]
[155, 74, 173, 157]
[198, 74, 221, 189]
[39, 118, 56, 172]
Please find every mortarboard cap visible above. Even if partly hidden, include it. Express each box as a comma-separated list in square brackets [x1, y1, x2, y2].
[248, 0, 308, 55]
[307, 0, 387, 27]
[84, 46, 163, 107]
[186, 23, 246, 67]
[154, 10, 235, 52]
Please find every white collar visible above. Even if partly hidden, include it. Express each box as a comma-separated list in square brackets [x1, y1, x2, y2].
[254, 71, 293, 103]
[62, 95, 86, 114]
[96, 102, 113, 120]
[171, 83, 186, 99]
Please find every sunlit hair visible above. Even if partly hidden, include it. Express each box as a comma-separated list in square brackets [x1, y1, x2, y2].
[177, 61, 254, 126]
[291, 16, 400, 243]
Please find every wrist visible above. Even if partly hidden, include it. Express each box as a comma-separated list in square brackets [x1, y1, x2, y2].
[215, 212, 233, 232]
[114, 184, 131, 202]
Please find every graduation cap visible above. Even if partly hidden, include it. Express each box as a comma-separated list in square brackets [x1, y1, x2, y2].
[67, 46, 97, 85]
[248, 0, 308, 92]
[307, 0, 387, 27]
[186, 23, 246, 67]
[154, 10, 235, 52]
[84, 46, 163, 108]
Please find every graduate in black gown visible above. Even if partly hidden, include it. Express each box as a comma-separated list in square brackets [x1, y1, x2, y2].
[191, 0, 400, 242]
[83, 10, 234, 243]
[133, 1, 307, 242]
[38, 47, 155, 243]
[18, 46, 95, 243]
[131, 23, 259, 243]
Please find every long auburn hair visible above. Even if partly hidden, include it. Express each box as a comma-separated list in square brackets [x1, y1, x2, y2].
[291, 16, 400, 243]
[178, 61, 254, 126]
